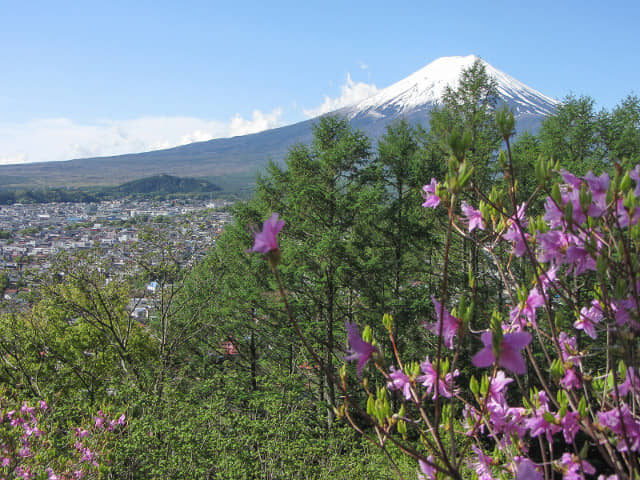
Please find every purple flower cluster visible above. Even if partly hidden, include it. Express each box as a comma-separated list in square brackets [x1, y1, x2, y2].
[255, 162, 640, 480]
[344, 321, 378, 378]
[0, 397, 125, 479]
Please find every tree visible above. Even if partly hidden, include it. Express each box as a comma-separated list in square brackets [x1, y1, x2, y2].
[538, 94, 606, 174]
[429, 58, 502, 192]
[599, 94, 640, 163]
[360, 120, 439, 354]
[427, 59, 504, 325]
[255, 115, 374, 427]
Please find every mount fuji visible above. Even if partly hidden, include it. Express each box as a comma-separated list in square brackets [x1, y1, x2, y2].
[0, 55, 559, 188]
[341, 54, 558, 136]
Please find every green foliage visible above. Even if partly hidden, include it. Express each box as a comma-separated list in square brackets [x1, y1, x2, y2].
[600, 94, 640, 162]
[538, 94, 606, 174]
[2, 74, 640, 478]
[115, 174, 221, 195]
[112, 374, 409, 479]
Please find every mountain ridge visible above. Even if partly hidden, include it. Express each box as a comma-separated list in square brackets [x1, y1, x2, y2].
[0, 56, 558, 188]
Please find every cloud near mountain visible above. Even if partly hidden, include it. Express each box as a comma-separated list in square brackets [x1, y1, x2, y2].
[0, 71, 380, 166]
[303, 73, 379, 118]
[0, 109, 285, 165]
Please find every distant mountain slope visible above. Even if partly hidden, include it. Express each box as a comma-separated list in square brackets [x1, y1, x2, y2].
[0, 55, 557, 189]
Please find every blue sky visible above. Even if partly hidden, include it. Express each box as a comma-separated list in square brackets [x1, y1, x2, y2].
[1, 0, 638, 164]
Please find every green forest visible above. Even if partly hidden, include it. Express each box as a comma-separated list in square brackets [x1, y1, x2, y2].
[1, 61, 639, 479]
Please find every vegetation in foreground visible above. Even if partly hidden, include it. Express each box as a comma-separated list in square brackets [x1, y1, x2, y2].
[0, 60, 639, 478]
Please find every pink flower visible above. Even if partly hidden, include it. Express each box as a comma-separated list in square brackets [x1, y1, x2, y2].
[417, 456, 437, 480]
[461, 201, 484, 232]
[488, 370, 513, 401]
[559, 453, 595, 480]
[46, 468, 60, 480]
[618, 367, 640, 396]
[574, 300, 602, 339]
[561, 410, 580, 443]
[421, 179, 441, 208]
[525, 392, 560, 442]
[247, 213, 285, 254]
[560, 169, 581, 188]
[503, 205, 529, 257]
[472, 331, 532, 375]
[417, 356, 459, 399]
[470, 445, 494, 480]
[510, 288, 545, 328]
[517, 459, 543, 480]
[597, 404, 640, 452]
[537, 230, 568, 265]
[387, 367, 412, 400]
[94, 416, 104, 428]
[560, 367, 582, 390]
[425, 296, 461, 349]
[460, 201, 484, 233]
[344, 322, 378, 377]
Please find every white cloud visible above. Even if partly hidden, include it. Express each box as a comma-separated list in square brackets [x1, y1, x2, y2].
[229, 108, 284, 136]
[303, 73, 378, 118]
[0, 109, 285, 165]
[0, 153, 26, 165]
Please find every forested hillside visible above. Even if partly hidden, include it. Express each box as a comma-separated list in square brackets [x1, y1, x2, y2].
[1, 61, 639, 479]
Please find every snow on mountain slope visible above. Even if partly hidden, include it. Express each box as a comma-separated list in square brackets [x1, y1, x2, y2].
[340, 55, 558, 122]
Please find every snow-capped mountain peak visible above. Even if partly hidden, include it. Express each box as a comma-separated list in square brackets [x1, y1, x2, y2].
[341, 55, 558, 124]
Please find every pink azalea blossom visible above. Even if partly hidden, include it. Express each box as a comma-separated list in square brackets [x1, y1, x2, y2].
[94, 415, 104, 429]
[559, 453, 595, 480]
[560, 367, 582, 390]
[387, 367, 412, 400]
[597, 404, 640, 452]
[543, 196, 565, 227]
[510, 288, 545, 328]
[537, 230, 569, 265]
[425, 296, 461, 349]
[617, 367, 640, 396]
[344, 321, 378, 377]
[417, 356, 459, 399]
[418, 456, 437, 480]
[461, 201, 484, 232]
[470, 445, 495, 480]
[539, 265, 558, 293]
[558, 331, 578, 357]
[561, 410, 581, 444]
[565, 244, 596, 275]
[503, 225, 529, 257]
[560, 170, 582, 189]
[517, 459, 543, 480]
[525, 392, 560, 442]
[488, 370, 513, 401]
[472, 331, 532, 375]
[574, 300, 603, 339]
[421, 178, 441, 208]
[247, 213, 285, 254]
